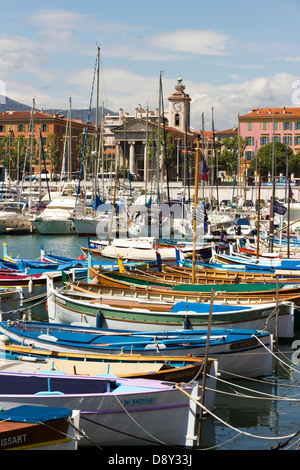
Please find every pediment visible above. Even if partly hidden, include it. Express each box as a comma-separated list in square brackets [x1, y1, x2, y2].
[112, 118, 157, 136]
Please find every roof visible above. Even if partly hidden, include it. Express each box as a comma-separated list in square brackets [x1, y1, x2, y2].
[215, 127, 238, 135]
[240, 107, 300, 119]
[0, 110, 90, 128]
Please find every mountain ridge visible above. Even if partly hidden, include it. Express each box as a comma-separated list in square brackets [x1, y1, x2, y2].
[0, 96, 117, 122]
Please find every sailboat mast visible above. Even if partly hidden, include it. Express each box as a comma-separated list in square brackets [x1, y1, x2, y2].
[145, 106, 149, 205]
[192, 138, 200, 284]
[29, 98, 35, 205]
[156, 72, 162, 205]
[95, 46, 100, 200]
[69, 96, 72, 182]
[269, 116, 276, 252]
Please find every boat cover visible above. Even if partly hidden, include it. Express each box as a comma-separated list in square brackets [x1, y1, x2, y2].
[0, 405, 72, 423]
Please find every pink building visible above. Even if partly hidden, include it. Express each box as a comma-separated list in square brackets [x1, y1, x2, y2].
[239, 107, 300, 168]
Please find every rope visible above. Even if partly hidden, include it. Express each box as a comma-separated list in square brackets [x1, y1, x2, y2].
[175, 383, 297, 441]
[112, 392, 168, 445]
[254, 334, 300, 377]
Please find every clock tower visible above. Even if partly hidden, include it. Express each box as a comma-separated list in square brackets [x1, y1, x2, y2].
[168, 78, 191, 133]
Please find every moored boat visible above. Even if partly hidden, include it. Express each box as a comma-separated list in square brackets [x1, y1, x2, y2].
[0, 320, 273, 378]
[46, 277, 294, 338]
[0, 406, 80, 450]
[0, 345, 216, 382]
[0, 370, 210, 447]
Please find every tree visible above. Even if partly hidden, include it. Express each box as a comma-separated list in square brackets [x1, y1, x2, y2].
[216, 136, 247, 179]
[47, 134, 60, 178]
[250, 142, 294, 179]
[290, 152, 300, 177]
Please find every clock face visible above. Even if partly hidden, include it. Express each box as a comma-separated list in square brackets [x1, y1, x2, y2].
[173, 102, 182, 111]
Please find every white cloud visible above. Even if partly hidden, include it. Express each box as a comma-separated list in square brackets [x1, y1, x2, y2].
[284, 56, 300, 62]
[29, 10, 91, 30]
[189, 72, 299, 130]
[151, 30, 230, 56]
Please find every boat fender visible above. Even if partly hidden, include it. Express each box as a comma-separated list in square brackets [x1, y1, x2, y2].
[183, 315, 190, 329]
[37, 334, 58, 342]
[96, 310, 102, 328]
[144, 343, 167, 350]
[0, 335, 10, 345]
[28, 277, 33, 294]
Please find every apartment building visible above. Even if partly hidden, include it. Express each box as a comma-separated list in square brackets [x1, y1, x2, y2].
[239, 107, 300, 163]
[0, 110, 94, 177]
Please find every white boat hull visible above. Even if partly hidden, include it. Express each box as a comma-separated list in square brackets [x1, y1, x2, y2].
[33, 219, 76, 235]
[0, 372, 210, 447]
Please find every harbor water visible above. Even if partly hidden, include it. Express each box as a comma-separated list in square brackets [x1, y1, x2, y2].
[2, 233, 300, 452]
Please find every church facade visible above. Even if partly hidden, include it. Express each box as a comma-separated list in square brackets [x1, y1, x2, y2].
[111, 78, 197, 182]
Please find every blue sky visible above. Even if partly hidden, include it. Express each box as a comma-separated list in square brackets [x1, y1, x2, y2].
[1, 0, 300, 130]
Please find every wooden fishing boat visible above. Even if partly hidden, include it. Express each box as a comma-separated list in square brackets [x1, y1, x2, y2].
[84, 269, 300, 305]
[0, 320, 272, 378]
[0, 269, 82, 305]
[40, 247, 154, 272]
[212, 250, 300, 273]
[0, 370, 210, 447]
[0, 406, 80, 450]
[69, 281, 300, 309]
[46, 276, 294, 338]
[0, 343, 216, 382]
[162, 264, 300, 284]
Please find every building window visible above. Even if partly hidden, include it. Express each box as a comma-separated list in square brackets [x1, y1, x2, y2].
[0, 125, 5, 133]
[262, 122, 268, 131]
[260, 136, 269, 146]
[283, 135, 292, 145]
[247, 122, 252, 131]
[245, 151, 254, 161]
[246, 136, 254, 146]
[28, 124, 35, 133]
[175, 114, 180, 126]
[18, 124, 24, 133]
[272, 135, 281, 143]
[274, 122, 279, 131]
[295, 122, 300, 130]
[294, 136, 300, 145]
[42, 124, 49, 132]
[283, 122, 292, 131]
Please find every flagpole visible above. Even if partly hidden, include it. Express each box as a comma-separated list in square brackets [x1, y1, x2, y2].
[192, 138, 200, 284]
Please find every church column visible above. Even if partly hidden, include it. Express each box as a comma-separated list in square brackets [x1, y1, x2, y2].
[143, 141, 148, 182]
[129, 142, 136, 174]
[115, 142, 120, 169]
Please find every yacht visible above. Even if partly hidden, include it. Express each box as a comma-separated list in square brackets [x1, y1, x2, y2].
[0, 201, 33, 234]
[31, 196, 77, 235]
